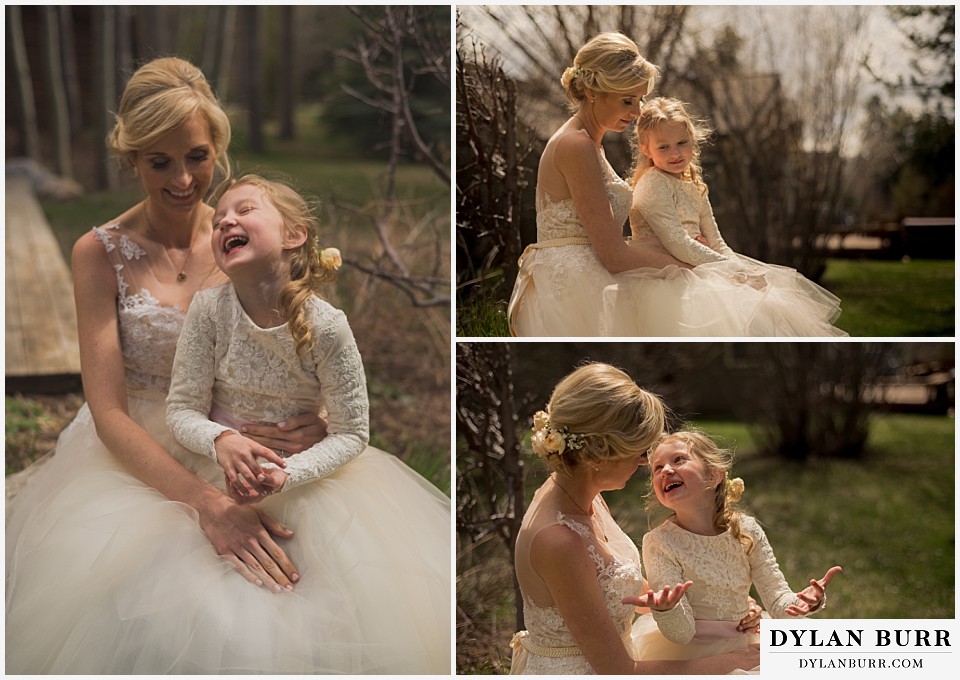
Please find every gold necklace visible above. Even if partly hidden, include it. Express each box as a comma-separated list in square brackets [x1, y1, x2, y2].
[143, 204, 193, 283]
[553, 476, 607, 541]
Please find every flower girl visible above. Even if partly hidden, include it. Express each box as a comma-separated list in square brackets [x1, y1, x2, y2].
[634, 430, 841, 663]
[166, 174, 450, 673]
[603, 97, 849, 337]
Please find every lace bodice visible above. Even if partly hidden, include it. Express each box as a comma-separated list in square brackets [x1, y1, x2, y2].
[93, 224, 196, 396]
[166, 284, 369, 490]
[514, 488, 643, 672]
[642, 515, 801, 645]
[630, 170, 737, 266]
[535, 145, 632, 243]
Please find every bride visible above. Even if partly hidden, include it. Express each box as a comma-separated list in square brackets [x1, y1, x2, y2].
[510, 363, 760, 674]
[6, 57, 449, 674]
[507, 32, 689, 337]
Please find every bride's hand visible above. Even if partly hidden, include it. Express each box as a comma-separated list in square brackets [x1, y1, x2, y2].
[241, 412, 328, 454]
[787, 565, 842, 616]
[198, 492, 299, 593]
[622, 580, 692, 611]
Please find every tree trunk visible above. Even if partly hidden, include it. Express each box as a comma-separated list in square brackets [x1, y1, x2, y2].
[93, 5, 118, 190]
[242, 6, 264, 152]
[7, 5, 41, 161]
[42, 6, 73, 179]
[58, 6, 82, 137]
[277, 6, 296, 140]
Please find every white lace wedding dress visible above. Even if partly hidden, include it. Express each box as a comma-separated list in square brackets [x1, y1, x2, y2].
[601, 169, 849, 337]
[5, 223, 450, 674]
[636, 515, 799, 667]
[509, 484, 658, 674]
[507, 130, 638, 337]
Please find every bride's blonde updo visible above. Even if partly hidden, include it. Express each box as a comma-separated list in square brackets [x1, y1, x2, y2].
[107, 57, 232, 181]
[530, 363, 665, 474]
[560, 32, 659, 109]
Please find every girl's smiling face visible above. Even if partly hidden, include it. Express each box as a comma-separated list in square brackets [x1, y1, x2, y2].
[211, 184, 292, 275]
[649, 438, 720, 510]
[640, 121, 694, 178]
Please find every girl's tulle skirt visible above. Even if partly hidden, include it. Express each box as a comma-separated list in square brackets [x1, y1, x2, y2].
[6, 393, 450, 674]
[602, 255, 849, 337]
[630, 617, 761, 675]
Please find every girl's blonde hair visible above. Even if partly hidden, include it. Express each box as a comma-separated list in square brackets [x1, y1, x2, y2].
[108, 57, 232, 182]
[531, 363, 665, 474]
[560, 32, 659, 109]
[213, 175, 337, 356]
[650, 430, 754, 552]
[631, 97, 712, 192]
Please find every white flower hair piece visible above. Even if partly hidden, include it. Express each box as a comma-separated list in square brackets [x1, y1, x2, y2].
[530, 410, 587, 457]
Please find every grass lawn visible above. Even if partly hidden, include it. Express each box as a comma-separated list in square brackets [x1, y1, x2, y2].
[457, 412, 955, 672]
[455, 257, 956, 337]
[819, 258, 954, 336]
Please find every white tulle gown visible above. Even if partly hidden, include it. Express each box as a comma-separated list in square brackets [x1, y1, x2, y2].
[5, 223, 450, 674]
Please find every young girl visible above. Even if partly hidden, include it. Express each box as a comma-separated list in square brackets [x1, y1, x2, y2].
[165, 175, 450, 673]
[603, 97, 848, 337]
[635, 430, 841, 664]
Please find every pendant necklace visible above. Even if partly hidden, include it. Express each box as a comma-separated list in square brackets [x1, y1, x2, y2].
[553, 475, 607, 542]
[144, 204, 193, 283]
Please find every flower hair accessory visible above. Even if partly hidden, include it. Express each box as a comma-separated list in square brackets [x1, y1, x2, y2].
[725, 474, 745, 499]
[530, 410, 587, 456]
[317, 246, 342, 271]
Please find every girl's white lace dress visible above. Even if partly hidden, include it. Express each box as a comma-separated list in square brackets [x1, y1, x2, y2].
[509, 485, 658, 674]
[601, 169, 849, 337]
[5, 224, 450, 674]
[637, 515, 800, 667]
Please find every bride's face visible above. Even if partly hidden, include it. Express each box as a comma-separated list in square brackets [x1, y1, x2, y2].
[593, 451, 646, 491]
[133, 113, 216, 214]
[589, 90, 645, 133]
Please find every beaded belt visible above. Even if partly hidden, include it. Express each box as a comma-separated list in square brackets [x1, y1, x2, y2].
[518, 237, 592, 265]
[510, 627, 632, 658]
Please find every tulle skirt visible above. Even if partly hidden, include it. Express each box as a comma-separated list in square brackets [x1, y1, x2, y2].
[5, 392, 451, 674]
[631, 618, 761, 675]
[508, 244, 847, 337]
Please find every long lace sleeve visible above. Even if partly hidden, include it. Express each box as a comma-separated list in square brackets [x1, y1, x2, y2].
[697, 189, 737, 258]
[641, 529, 697, 644]
[279, 304, 369, 491]
[166, 292, 234, 460]
[631, 172, 730, 266]
[743, 516, 803, 618]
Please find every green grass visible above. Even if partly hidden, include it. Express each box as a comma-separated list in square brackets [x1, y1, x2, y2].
[457, 277, 511, 337]
[822, 258, 955, 336]
[611, 413, 955, 619]
[455, 258, 956, 337]
[457, 412, 955, 671]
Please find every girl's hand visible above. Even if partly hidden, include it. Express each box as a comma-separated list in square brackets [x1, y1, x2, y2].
[738, 597, 763, 633]
[622, 580, 693, 612]
[214, 431, 287, 499]
[241, 412, 328, 454]
[787, 565, 842, 616]
[227, 467, 290, 504]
